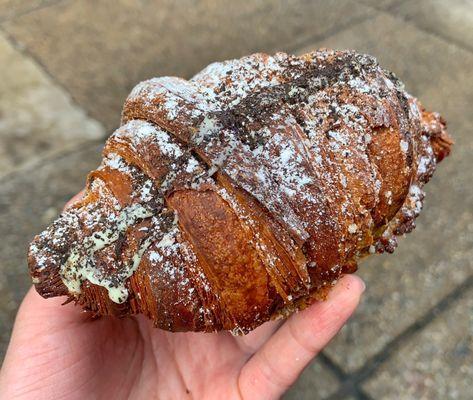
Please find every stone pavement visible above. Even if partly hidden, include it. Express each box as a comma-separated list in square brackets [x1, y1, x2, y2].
[0, 1, 471, 398]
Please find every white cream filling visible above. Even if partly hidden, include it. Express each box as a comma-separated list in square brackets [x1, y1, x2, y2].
[60, 204, 154, 304]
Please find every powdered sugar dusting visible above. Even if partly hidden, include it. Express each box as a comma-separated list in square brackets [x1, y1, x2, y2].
[28, 49, 447, 332]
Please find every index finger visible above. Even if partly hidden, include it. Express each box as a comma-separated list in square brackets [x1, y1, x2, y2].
[238, 275, 365, 399]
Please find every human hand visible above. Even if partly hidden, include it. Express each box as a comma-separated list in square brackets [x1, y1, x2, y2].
[0, 275, 363, 400]
[0, 194, 365, 400]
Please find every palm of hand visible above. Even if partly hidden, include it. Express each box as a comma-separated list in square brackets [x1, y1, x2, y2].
[0, 276, 363, 400]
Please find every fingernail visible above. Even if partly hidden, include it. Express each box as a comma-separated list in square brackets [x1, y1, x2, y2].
[358, 276, 366, 293]
[348, 274, 366, 293]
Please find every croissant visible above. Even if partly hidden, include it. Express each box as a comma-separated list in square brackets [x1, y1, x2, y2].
[28, 50, 452, 334]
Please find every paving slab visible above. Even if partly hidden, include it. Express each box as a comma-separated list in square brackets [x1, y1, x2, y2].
[0, 0, 57, 21]
[0, 32, 104, 177]
[298, 12, 473, 372]
[283, 359, 340, 400]
[392, 0, 473, 52]
[363, 286, 473, 400]
[1, 0, 373, 131]
[0, 142, 102, 359]
[359, 0, 404, 10]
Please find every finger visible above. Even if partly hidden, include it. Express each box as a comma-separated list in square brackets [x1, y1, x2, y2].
[238, 275, 365, 400]
[0, 288, 89, 389]
[234, 319, 283, 356]
[63, 189, 86, 211]
[10, 287, 88, 339]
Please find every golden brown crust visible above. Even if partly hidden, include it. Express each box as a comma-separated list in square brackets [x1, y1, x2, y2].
[28, 49, 452, 333]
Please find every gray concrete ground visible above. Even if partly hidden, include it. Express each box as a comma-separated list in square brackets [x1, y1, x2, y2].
[0, 1, 471, 399]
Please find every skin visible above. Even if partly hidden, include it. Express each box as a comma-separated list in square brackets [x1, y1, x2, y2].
[0, 194, 365, 400]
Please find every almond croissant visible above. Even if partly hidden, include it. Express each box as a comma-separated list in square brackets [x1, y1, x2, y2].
[28, 50, 452, 334]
